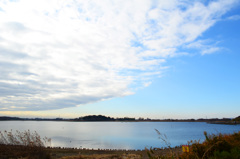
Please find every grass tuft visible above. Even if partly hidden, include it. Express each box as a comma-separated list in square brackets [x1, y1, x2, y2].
[0, 130, 51, 159]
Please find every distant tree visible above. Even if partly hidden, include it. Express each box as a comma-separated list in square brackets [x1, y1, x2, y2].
[77, 115, 115, 121]
[116, 117, 135, 121]
[233, 116, 240, 121]
[0, 116, 21, 121]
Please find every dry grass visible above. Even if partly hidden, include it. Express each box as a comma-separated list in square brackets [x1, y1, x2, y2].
[179, 131, 240, 159]
[60, 153, 141, 159]
[0, 130, 51, 159]
[145, 130, 240, 159]
[0, 129, 51, 147]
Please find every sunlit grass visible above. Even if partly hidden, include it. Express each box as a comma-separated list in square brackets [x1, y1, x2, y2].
[146, 130, 240, 159]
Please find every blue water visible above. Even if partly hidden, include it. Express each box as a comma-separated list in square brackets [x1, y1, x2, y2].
[0, 121, 239, 150]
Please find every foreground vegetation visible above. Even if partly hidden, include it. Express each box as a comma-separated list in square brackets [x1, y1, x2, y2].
[147, 131, 240, 159]
[180, 131, 240, 159]
[0, 130, 239, 158]
[0, 130, 51, 159]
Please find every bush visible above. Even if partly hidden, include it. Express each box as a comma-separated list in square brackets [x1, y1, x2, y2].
[147, 130, 240, 159]
[211, 147, 240, 159]
[179, 131, 240, 159]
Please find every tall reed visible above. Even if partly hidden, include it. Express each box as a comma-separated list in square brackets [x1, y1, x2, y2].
[0, 130, 51, 159]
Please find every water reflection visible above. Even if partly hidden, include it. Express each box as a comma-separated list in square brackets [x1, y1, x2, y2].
[0, 121, 239, 150]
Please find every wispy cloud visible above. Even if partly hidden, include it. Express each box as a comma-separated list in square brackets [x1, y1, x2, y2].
[0, 0, 238, 111]
[185, 39, 222, 55]
[227, 15, 240, 20]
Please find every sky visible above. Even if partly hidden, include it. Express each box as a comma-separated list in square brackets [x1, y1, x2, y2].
[0, 0, 240, 119]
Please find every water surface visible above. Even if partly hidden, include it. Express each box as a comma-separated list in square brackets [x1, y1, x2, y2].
[0, 121, 239, 150]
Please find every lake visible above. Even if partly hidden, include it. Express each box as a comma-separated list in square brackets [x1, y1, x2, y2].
[0, 121, 239, 150]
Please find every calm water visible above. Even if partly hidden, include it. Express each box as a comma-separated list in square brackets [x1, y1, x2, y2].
[0, 121, 239, 150]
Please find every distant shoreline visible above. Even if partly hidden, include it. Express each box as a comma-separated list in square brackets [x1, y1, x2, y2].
[207, 121, 240, 125]
[0, 115, 239, 125]
[1, 119, 239, 125]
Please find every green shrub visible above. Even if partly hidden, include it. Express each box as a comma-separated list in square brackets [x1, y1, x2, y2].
[179, 131, 240, 159]
[210, 147, 240, 159]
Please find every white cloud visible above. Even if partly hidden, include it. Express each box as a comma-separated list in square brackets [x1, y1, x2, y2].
[227, 15, 240, 20]
[0, 0, 238, 111]
[201, 47, 221, 55]
[185, 39, 222, 55]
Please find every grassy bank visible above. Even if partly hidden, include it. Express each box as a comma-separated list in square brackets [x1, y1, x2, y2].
[0, 144, 183, 159]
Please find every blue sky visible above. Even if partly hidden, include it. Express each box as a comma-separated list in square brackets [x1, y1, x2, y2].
[0, 0, 239, 119]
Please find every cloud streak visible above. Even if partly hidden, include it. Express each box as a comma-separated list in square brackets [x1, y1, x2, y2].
[0, 0, 238, 111]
